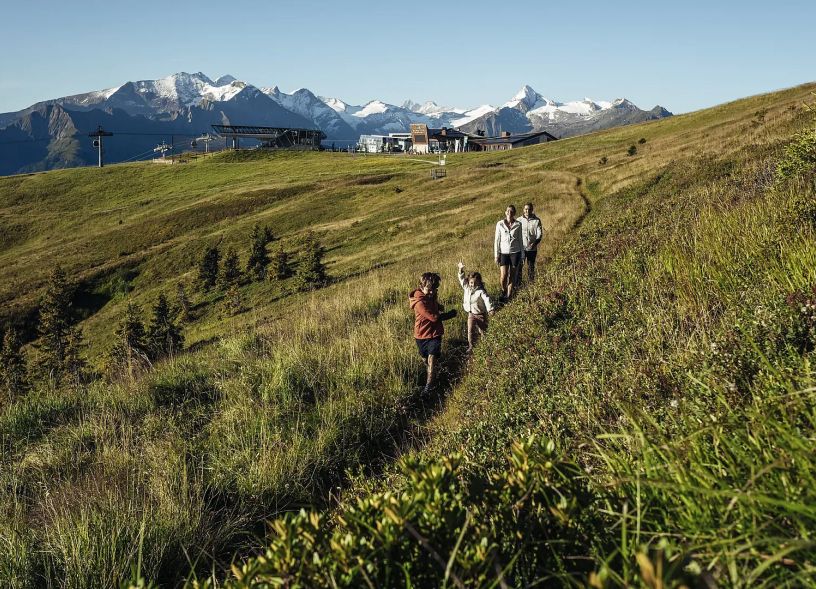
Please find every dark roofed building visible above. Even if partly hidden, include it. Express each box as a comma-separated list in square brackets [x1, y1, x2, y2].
[212, 125, 326, 150]
[470, 130, 558, 151]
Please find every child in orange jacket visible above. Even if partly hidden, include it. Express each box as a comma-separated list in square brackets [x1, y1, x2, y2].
[408, 272, 457, 394]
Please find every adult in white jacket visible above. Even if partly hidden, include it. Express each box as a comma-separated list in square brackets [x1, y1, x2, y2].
[457, 262, 495, 351]
[494, 204, 523, 301]
[520, 202, 544, 282]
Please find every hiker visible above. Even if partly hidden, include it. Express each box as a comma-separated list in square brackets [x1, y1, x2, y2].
[409, 272, 457, 394]
[457, 261, 495, 352]
[494, 204, 523, 301]
[520, 202, 544, 282]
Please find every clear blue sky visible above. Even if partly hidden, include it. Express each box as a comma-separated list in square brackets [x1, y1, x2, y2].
[1, 0, 813, 114]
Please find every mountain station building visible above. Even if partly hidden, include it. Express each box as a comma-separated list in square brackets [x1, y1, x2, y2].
[470, 130, 558, 151]
[212, 125, 326, 150]
[355, 124, 558, 154]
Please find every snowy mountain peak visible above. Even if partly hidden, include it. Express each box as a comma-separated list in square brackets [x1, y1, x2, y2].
[214, 74, 237, 85]
[321, 97, 349, 113]
[357, 100, 390, 116]
[512, 84, 538, 101]
[504, 85, 551, 112]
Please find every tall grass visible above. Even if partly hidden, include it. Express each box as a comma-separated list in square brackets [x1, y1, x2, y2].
[1, 82, 815, 587]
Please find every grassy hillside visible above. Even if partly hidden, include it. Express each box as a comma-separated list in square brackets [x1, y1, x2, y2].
[1, 82, 815, 588]
[217, 88, 816, 588]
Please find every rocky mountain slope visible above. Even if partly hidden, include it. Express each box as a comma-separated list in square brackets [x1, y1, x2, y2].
[0, 73, 671, 174]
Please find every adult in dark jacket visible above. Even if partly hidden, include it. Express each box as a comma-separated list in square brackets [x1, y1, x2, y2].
[409, 272, 456, 394]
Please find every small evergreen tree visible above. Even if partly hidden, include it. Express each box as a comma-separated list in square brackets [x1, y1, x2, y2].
[109, 301, 149, 377]
[176, 281, 191, 322]
[198, 246, 221, 291]
[0, 328, 27, 402]
[297, 232, 328, 291]
[271, 245, 292, 280]
[221, 247, 242, 287]
[63, 326, 88, 386]
[37, 265, 74, 384]
[627, 144, 638, 156]
[246, 224, 273, 281]
[147, 294, 184, 359]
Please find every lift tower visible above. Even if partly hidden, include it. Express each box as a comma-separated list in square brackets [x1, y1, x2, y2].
[88, 126, 114, 168]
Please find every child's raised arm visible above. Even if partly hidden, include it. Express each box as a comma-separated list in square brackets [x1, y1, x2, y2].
[456, 261, 467, 289]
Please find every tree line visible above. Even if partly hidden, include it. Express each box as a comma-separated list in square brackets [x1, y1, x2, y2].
[0, 226, 328, 402]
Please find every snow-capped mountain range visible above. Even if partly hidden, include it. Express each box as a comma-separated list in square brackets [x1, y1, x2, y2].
[0, 72, 671, 175]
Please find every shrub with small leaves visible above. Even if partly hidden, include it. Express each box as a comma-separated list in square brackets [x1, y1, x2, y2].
[224, 284, 245, 316]
[208, 437, 597, 589]
[627, 145, 637, 157]
[599, 156, 608, 166]
[776, 126, 816, 183]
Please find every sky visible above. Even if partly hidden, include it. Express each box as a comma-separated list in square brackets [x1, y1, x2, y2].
[0, 0, 814, 115]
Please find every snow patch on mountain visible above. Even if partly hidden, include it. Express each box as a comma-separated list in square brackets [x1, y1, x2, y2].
[452, 105, 498, 127]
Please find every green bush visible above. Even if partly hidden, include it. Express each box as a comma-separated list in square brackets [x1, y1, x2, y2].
[206, 437, 599, 588]
[776, 127, 816, 183]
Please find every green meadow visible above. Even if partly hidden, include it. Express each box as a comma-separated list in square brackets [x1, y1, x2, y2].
[1, 82, 815, 587]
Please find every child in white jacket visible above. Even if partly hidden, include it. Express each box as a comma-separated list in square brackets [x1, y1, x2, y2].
[457, 262, 495, 352]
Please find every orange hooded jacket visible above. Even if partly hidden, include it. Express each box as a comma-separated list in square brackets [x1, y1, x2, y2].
[408, 289, 445, 340]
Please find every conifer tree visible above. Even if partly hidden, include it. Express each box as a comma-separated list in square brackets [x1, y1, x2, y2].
[271, 245, 292, 280]
[176, 282, 191, 322]
[297, 232, 328, 291]
[0, 328, 27, 402]
[246, 224, 272, 281]
[37, 265, 74, 383]
[221, 248, 242, 287]
[63, 326, 88, 386]
[109, 301, 149, 377]
[198, 246, 221, 291]
[147, 293, 184, 359]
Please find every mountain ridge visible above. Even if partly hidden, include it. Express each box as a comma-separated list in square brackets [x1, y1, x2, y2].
[0, 73, 672, 174]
